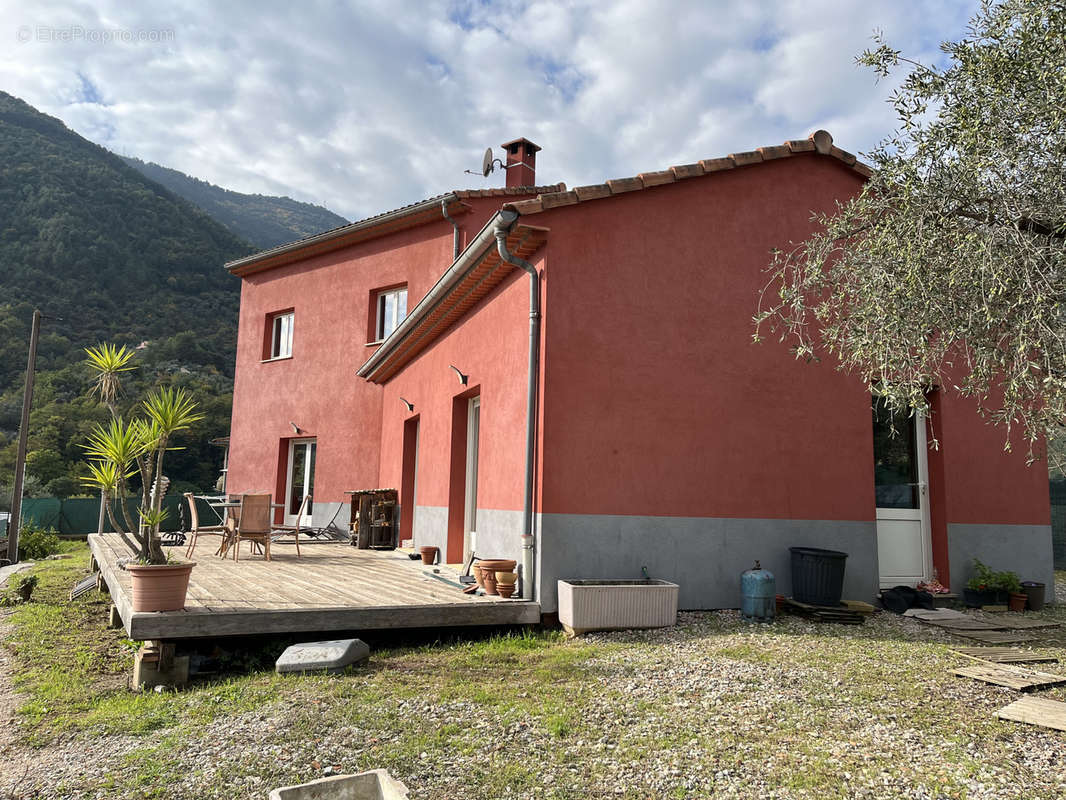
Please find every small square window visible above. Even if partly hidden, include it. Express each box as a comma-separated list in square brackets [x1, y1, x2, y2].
[376, 287, 408, 340]
[269, 311, 294, 359]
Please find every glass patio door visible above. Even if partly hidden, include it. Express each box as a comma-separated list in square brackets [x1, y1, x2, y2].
[463, 397, 480, 561]
[873, 398, 931, 588]
[285, 438, 316, 526]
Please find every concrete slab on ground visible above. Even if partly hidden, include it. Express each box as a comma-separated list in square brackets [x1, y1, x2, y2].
[276, 639, 370, 674]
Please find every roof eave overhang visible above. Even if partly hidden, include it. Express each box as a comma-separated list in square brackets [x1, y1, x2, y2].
[358, 212, 548, 384]
[225, 195, 471, 277]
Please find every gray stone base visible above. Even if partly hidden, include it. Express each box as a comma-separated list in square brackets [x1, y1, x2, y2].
[537, 514, 880, 614]
[947, 523, 1055, 600]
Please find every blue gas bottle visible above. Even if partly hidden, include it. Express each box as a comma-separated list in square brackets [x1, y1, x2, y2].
[741, 560, 776, 622]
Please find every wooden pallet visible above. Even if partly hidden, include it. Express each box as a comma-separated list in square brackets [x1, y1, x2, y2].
[930, 617, 1009, 631]
[996, 696, 1066, 731]
[944, 629, 1036, 644]
[782, 598, 864, 624]
[952, 646, 1058, 664]
[954, 663, 1066, 691]
[987, 616, 1060, 631]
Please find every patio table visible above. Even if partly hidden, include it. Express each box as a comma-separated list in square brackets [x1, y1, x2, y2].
[208, 500, 284, 557]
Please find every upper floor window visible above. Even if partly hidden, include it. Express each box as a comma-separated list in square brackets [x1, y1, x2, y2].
[376, 287, 408, 341]
[269, 311, 294, 359]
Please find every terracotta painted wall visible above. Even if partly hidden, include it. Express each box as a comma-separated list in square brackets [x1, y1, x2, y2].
[932, 392, 1049, 527]
[533, 155, 877, 521]
[375, 263, 540, 557]
[227, 198, 520, 511]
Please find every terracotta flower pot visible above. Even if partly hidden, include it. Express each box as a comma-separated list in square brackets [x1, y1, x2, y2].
[495, 571, 517, 585]
[472, 564, 485, 588]
[482, 571, 499, 595]
[477, 559, 517, 573]
[497, 583, 516, 598]
[127, 562, 195, 612]
[419, 546, 438, 565]
[1008, 592, 1028, 613]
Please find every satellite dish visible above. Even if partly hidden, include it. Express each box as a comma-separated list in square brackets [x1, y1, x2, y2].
[482, 148, 495, 177]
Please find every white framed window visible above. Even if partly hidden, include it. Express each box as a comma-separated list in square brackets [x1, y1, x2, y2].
[376, 287, 408, 341]
[270, 311, 294, 359]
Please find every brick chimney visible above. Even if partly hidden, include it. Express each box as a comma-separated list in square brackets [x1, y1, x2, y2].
[501, 138, 540, 188]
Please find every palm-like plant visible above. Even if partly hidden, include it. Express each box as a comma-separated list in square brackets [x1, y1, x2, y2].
[85, 344, 135, 418]
[81, 348, 204, 564]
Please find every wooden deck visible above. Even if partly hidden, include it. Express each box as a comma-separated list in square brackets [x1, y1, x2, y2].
[89, 533, 540, 640]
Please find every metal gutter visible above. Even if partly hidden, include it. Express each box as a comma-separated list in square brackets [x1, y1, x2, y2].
[356, 212, 506, 378]
[225, 193, 461, 274]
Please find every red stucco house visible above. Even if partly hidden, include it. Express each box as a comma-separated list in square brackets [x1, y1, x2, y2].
[224, 132, 1054, 613]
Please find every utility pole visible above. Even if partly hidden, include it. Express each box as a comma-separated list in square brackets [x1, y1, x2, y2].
[7, 309, 41, 564]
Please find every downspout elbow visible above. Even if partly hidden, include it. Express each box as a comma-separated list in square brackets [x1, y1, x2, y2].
[441, 199, 460, 260]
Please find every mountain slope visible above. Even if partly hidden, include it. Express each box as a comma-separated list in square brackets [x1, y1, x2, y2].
[0, 91, 254, 495]
[0, 90, 252, 386]
[123, 156, 348, 249]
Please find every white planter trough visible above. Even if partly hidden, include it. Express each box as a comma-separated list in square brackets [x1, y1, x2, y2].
[270, 770, 408, 800]
[557, 579, 679, 635]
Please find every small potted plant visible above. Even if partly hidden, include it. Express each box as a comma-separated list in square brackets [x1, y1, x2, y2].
[964, 559, 998, 607]
[81, 345, 202, 612]
[992, 569, 1026, 612]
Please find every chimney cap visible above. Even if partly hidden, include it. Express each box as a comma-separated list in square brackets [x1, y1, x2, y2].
[500, 137, 541, 153]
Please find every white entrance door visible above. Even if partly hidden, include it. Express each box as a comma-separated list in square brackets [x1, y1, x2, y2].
[873, 399, 932, 587]
[285, 438, 316, 526]
[463, 397, 480, 561]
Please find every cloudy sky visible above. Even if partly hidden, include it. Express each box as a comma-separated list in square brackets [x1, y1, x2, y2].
[0, 0, 975, 222]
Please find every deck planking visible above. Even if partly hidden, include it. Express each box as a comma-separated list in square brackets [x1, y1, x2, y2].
[89, 533, 540, 640]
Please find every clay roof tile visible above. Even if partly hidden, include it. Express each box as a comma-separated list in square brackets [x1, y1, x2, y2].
[606, 176, 644, 194]
[670, 163, 706, 179]
[637, 170, 676, 187]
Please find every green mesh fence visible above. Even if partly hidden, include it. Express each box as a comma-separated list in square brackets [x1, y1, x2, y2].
[19, 495, 218, 536]
[1051, 479, 1066, 570]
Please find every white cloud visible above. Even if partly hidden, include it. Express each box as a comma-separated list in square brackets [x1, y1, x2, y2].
[0, 0, 975, 221]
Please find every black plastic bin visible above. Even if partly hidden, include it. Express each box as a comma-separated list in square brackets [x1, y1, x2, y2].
[790, 546, 848, 606]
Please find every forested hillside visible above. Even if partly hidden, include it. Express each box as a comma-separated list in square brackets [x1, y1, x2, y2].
[0, 91, 254, 499]
[123, 157, 348, 249]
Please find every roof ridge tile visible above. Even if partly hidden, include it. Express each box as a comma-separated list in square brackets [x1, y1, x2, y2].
[502, 131, 871, 218]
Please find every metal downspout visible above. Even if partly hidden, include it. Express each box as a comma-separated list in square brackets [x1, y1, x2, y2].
[494, 210, 538, 601]
[441, 199, 460, 260]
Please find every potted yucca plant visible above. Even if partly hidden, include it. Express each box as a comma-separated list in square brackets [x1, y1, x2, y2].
[81, 344, 204, 611]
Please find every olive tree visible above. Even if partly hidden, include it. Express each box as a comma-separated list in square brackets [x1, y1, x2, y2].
[755, 0, 1066, 460]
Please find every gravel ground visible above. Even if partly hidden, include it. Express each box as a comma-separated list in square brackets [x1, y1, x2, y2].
[2, 606, 1065, 800]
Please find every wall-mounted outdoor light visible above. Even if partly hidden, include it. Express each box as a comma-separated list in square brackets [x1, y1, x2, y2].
[448, 364, 468, 385]
[399, 397, 415, 412]
[290, 421, 301, 434]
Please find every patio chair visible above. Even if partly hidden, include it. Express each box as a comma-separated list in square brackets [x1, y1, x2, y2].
[183, 492, 227, 558]
[271, 493, 309, 557]
[233, 493, 273, 562]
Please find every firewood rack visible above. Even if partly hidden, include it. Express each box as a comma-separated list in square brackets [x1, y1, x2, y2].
[345, 489, 398, 549]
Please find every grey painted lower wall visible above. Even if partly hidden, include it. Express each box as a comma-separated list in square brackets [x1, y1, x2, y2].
[473, 508, 525, 561]
[411, 505, 449, 554]
[947, 523, 1056, 601]
[536, 514, 880, 614]
[406, 505, 524, 565]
